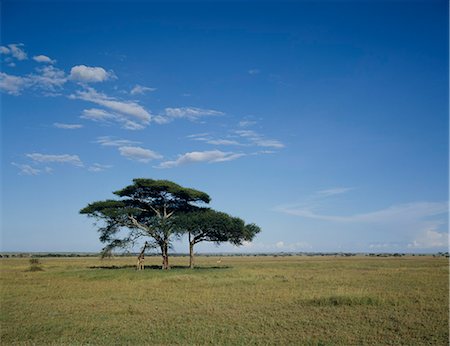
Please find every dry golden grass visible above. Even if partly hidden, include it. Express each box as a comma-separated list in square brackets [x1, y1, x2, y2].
[1, 255, 448, 345]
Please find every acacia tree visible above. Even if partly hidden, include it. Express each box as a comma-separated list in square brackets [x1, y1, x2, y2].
[174, 209, 261, 268]
[80, 178, 210, 269]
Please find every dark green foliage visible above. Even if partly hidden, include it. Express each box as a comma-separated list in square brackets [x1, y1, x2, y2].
[173, 209, 261, 268]
[113, 179, 210, 208]
[174, 209, 260, 246]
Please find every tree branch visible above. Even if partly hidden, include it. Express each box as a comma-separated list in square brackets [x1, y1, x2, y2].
[128, 214, 161, 242]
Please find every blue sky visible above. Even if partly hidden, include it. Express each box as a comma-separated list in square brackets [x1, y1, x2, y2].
[1, 1, 448, 253]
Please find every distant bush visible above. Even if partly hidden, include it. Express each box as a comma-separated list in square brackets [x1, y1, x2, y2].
[28, 258, 43, 272]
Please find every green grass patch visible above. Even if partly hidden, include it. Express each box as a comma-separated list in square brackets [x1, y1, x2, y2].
[1, 256, 448, 345]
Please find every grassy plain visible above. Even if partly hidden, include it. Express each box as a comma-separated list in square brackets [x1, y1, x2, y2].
[1, 255, 448, 345]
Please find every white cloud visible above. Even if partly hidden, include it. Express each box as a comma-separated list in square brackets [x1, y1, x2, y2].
[248, 69, 260, 75]
[29, 66, 67, 93]
[165, 107, 223, 118]
[118, 146, 163, 163]
[207, 139, 242, 146]
[72, 88, 151, 125]
[408, 229, 448, 249]
[0, 46, 10, 54]
[11, 162, 41, 176]
[158, 150, 244, 168]
[8, 43, 27, 60]
[188, 133, 244, 146]
[187, 133, 210, 139]
[130, 84, 156, 95]
[122, 120, 145, 130]
[26, 153, 84, 167]
[252, 138, 284, 148]
[0, 67, 67, 96]
[96, 136, 140, 147]
[53, 123, 83, 129]
[154, 107, 224, 124]
[33, 55, 56, 64]
[0, 72, 29, 95]
[81, 108, 116, 122]
[238, 120, 257, 127]
[69, 65, 114, 83]
[88, 163, 113, 172]
[317, 187, 354, 197]
[235, 130, 258, 138]
[235, 129, 285, 148]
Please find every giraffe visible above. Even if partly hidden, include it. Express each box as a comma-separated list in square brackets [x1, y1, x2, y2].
[136, 241, 149, 270]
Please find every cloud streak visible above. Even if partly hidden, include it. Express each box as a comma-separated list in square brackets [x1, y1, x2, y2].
[130, 84, 156, 95]
[158, 150, 244, 168]
[96, 136, 140, 147]
[26, 153, 84, 167]
[153, 107, 224, 124]
[118, 146, 163, 163]
[72, 88, 151, 129]
[53, 123, 83, 129]
[276, 201, 448, 223]
[235, 130, 285, 148]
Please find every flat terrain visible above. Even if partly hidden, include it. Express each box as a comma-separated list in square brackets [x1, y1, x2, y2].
[0, 255, 448, 345]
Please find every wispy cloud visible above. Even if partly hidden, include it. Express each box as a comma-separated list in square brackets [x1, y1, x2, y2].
[238, 120, 257, 127]
[153, 107, 224, 124]
[33, 55, 56, 64]
[248, 69, 260, 75]
[1, 66, 67, 96]
[69, 65, 115, 83]
[317, 187, 354, 197]
[26, 153, 84, 167]
[53, 123, 83, 129]
[88, 163, 113, 172]
[81, 108, 115, 122]
[11, 162, 42, 176]
[235, 129, 285, 148]
[71, 88, 151, 128]
[158, 150, 244, 168]
[0, 72, 29, 95]
[130, 84, 156, 95]
[96, 136, 140, 147]
[206, 139, 243, 146]
[276, 201, 448, 223]
[188, 133, 244, 146]
[1, 43, 28, 61]
[118, 146, 163, 163]
[0, 46, 10, 55]
[31, 65, 67, 92]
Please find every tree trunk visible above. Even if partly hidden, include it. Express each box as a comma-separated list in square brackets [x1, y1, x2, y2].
[161, 242, 169, 270]
[189, 241, 195, 269]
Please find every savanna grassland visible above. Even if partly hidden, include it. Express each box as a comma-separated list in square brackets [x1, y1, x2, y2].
[0, 255, 448, 345]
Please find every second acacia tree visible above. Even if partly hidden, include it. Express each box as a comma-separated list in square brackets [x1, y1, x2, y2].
[174, 209, 261, 268]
